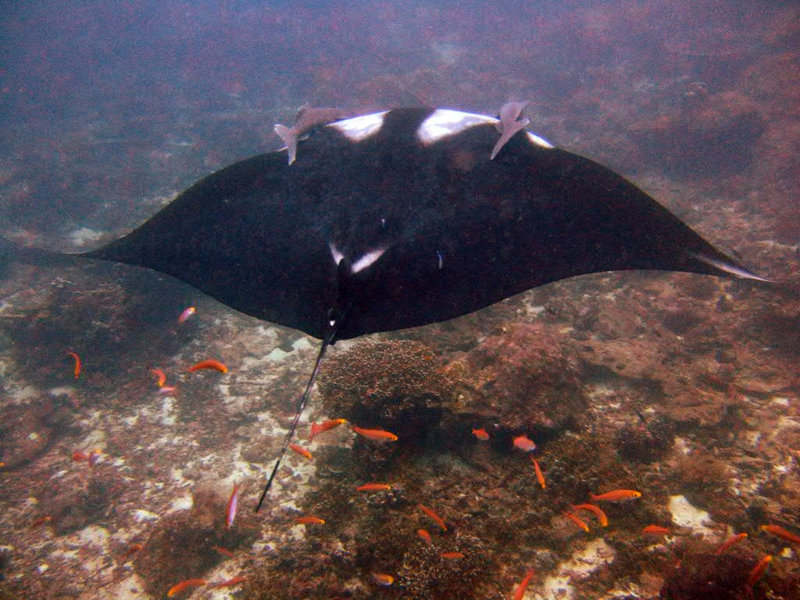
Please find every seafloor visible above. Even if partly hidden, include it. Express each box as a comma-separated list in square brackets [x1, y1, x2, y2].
[1, 4, 799, 600]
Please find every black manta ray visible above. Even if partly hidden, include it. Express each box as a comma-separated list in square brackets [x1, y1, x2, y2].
[6, 106, 768, 509]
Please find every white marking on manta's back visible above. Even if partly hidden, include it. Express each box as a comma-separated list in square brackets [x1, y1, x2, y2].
[526, 131, 554, 149]
[351, 247, 387, 273]
[416, 108, 554, 149]
[417, 109, 496, 144]
[328, 242, 387, 274]
[328, 111, 388, 141]
[328, 242, 344, 265]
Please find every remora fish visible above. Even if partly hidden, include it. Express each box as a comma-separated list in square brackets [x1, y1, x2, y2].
[2, 106, 769, 510]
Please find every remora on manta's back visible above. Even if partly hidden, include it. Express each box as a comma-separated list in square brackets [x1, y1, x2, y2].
[4, 105, 770, 509]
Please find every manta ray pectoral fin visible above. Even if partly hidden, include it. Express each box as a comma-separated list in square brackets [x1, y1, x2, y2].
[690, 252, 773, 283]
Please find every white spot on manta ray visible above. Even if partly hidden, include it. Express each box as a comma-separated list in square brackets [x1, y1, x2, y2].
[328, 111, 388, 141]
[526, 131, 554, 149]
[328, 242, 387, 274]
[416, 108, 554, 148]
[417, 109, 495, 144]
[351, 247, 387, 273]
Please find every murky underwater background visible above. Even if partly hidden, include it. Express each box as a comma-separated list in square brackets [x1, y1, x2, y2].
[0, 1, 798, 598]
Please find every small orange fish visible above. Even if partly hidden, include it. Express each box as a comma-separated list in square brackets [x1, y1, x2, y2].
[309, 418, 347, 441]
[512, 569, 535, 600]
[472, 427, 489, 441]
[188, 359, 228, 374]
[72, 450, 89, 462]
[747, 554, 772, 588]
[151, 368, 167, 387]
[418, 503, 447, 532]
[715, 532, 748, 555]
[66, 351, 81, 379]
[167, 578, 207, 597]
[30, 515, 52, 527]
[294, 515, 325, 525]
[371, 573, 394, 586]
[513, 434, 536, 452]
[212, 545, 235, 558]
[356, 483, 391, 492]
[590, 489, 642, 502]
[119, 542, 143, 561]
[571, 503, 609, 527]
[417, 528, 432, 544]
[210, 575, 246, 589]
[352, 425, 398, 442]
[760, 524, 800, 545]
[643, 524, 670, 535]
[531, 457, 546, 489]
[289, 443, 313, 460]
[564, 511, 590, 532]
[178, 306, 196, 324]
[441, 551, 464, 559]
[225, 483, 239, 529]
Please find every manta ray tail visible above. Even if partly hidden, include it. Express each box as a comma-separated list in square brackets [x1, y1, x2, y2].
[255, 331, 334, 512]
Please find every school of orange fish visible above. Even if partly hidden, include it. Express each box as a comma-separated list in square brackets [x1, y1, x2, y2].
[60, 306, 798, 598]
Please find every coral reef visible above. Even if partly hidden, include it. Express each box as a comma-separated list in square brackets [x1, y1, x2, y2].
[458, 322, 589, 438]
[133, 485, 258, 597]
[660, 552, 760, 600]
[0, 393, 75, 469]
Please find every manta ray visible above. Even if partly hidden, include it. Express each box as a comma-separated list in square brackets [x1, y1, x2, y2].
[3, 106, 767, 509]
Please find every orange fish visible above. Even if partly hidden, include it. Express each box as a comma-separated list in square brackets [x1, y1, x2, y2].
[589, 489, 642, 502]
[472, 428, 489, 441]
[352, 425, 398, 442]
[289, 443, 313, 460]
[571, 503, 609, 527]
[167, 578, 207, 597]
[564, 511, 590, 532]
[531, 457, 546, 489]
[212, 545, 235, 558]
[66, 351, 81, 379]
[371, 573, 394, 586]
[512, 569, 535, 600]
[210, 575, 246, 589]
[418, 503, 447, 532]
[417, 528, 432, 544]
[119, 542, 143, 561]
[747, 554, 772, 588]
[643, 524, 670, 535]
[151, 367, 167, 387]
[441, 551, 464, 559]
[72, 450, 89, 462]
[188, 359, 228, 374]
[309, 418, 347, 441]
[294, 515, 325, 525]
[178, 306, 196, 324]
[760, 524, 800, 545]
[715, 532, 748, 555]
[513, 434, 536, 452]
[356, 483, 391, 492]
